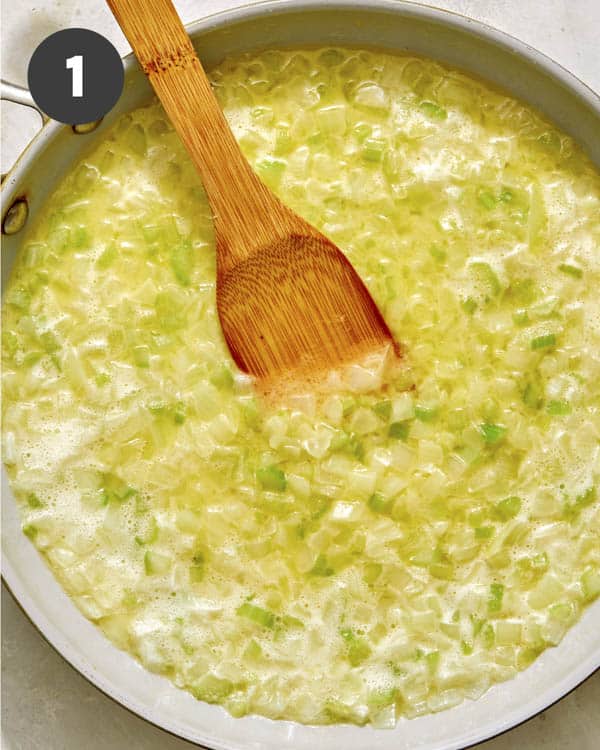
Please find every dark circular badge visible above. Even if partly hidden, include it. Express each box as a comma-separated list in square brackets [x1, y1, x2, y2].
[28, 28, 124, 125]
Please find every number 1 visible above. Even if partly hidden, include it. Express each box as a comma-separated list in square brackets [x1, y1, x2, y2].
[66, 55, 83, 98]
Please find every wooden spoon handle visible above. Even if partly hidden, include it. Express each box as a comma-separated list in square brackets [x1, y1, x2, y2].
[106, 0, 286, 259]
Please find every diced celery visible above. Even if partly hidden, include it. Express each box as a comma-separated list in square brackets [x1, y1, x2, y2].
[488, 583, 504, 613]
[415, 405, 437, 422]
[389, 421, 410, 440]
[462, 297, 477, 315]
[494, 496, 522, 521]
[373, 400, 392, 420]
[478, 191, 497, 210]
[170, 240, 194, 286]
[237, 601, 276, 629]
[96, 244, 117, 269]
[558, 263, 583, 279]
[26, 492, 43, 508]
[22, 523, 38, 540]
[362, 138, 386, 163]
[470, 261, 501, 295]
[257, 158, 286, 184]
[429, 243, 447, 262]
[581, 568, 600, 601]
[309, 554, 334, 577]
[133, 345, 150, 368]
[210, 366, 234, 390]
[546, 400, 571, 416]
[192, 674, 234, 703]
[475, 526, 494, 540]
[144, 550, 171, 575]
[513, 309, 530, 327]
[363, 562, 382, 584]
[531, 333, 556, 350]
[523, 381, 544, 409]
[480, 423, 506, 444]
[257, 465, 287, 492]
[420, 101, 447, 120]
[368, 492, 393, 515]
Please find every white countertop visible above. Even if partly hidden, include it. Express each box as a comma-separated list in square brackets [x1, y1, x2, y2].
[1, 1, 599, 748]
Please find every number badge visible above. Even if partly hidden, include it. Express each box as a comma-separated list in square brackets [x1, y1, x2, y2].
[28, 28, 124, 125]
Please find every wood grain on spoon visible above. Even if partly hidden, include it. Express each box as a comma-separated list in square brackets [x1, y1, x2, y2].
[107, 0, 398, 385]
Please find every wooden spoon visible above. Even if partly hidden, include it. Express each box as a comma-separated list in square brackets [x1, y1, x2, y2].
[107, 0, 397, 387]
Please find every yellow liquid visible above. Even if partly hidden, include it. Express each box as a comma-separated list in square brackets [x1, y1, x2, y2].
[2, 48, 600, 726]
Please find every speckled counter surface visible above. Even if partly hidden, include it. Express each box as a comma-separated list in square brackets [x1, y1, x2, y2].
[1, 1, 599, 748]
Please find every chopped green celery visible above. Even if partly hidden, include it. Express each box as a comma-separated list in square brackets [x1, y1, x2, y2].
[494, 496, 522, 521]
[367, 688, 396, 707]
[170, 240, 194, 286]
[256, 465, 287, 492]
[274, 129, 293, 155]
[144, 550, 171, 575]
[461, 640, 474, 655]
[135, 517, 158, 547]
[480, 423, 507, 444]
[72, 227, 90, 248]
[420, 101, 447, 120]
[429, 243, 447, 262]
[558, 263, 583, 279]
[523, 381, 544, 409]
[373, 400, 392, 420]
[154, 290, 186, 330]
[488, 583, 504, 613]
[96, 244, 117, 268]
[581, 567, 600, 601]
[281, 614, 304, 629]
[2, 330, 19, 357]
[23, 352, 43, 368]
[22, 523, 38, 540]
[172, 401, 186, 424]
[470, 261, 501, 295]
[340, 629, 372, 666]
[481, 623, 495, 648]
[100, 472, 137, 504]
[309, 553, 334, 577]
[362, 138, 386, 163]
[95, 372, 110, 387]
[133, 345, 150, 368]
[244, 639, 262, 660]
[549, 602, 574, 622]
[499, 188, 514, 203]
[363, 562, 382, 584]
[478, 190, 497, 210]
[513, 309, 530, 327]
[388, 421, 410, 440]
[531, 333, 556, 350]
[368, 492, 393, 515]
[475, 526, 494, 540]
[574, 486, 596, 510]
[26, 492, 43, 508]
[510, 278, 537, 304]
[8, 287, 31, 311]
[257, 158, 286, 184]
[237, 601, 276, 629]
[210, 366, 234, 390]
[353, 122, 372, 142]
[546, 400, 571, 416]
[414, 405, 437, 422]
[39, 330, 60, 354]
[470, 615, 485, 637]
[462, 297, 477, 315]
[425, 650, 440, 672]
[192, 674, 234, 703]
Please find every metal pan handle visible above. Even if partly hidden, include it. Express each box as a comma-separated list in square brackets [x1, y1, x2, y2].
[1, 79, 47, 123]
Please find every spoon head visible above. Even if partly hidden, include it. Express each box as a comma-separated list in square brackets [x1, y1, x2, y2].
[217, 231, 397, 385]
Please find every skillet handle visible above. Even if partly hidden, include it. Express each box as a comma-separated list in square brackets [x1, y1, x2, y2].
[1, 80, 47, 124]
